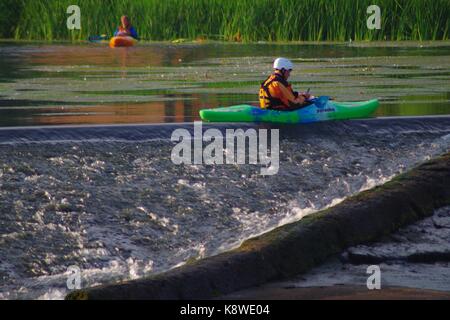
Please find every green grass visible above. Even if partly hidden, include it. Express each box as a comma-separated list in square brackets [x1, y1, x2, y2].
[1, 0, 448, 41]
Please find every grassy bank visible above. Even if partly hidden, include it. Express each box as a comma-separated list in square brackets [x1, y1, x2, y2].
[0, 0, 448, 42]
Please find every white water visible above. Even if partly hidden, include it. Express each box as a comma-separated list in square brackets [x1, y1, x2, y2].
[0, 124, 449, 299]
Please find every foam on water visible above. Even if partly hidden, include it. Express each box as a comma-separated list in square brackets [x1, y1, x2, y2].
[0, 118, 449, 299]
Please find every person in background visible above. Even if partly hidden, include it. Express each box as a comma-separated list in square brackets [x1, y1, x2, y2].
[259, 58, 311, 110]
[114, 15, 139, 39]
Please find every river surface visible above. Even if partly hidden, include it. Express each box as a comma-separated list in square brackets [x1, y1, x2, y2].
[0, 41, 449, 299]
[0, 41, 449, 126]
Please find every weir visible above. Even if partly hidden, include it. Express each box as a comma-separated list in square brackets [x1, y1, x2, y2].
[66, 152, 450, 299]
[0, 116, 449, 144]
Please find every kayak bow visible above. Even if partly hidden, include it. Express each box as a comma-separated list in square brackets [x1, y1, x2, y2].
[109, 36, 138, 48]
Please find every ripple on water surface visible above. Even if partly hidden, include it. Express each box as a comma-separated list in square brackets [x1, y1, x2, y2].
[0, 118, 449, 299]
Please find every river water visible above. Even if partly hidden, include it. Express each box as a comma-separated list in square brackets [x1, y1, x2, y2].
[0, 41, 449, 299]
[0, 41, 449, 125]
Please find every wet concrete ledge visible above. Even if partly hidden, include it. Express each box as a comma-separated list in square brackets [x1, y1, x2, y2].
[220, 285, 450, 300]
[66, 153, 450, 300]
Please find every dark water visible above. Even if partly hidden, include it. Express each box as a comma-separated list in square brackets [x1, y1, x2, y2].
[0, 41, 449, 126]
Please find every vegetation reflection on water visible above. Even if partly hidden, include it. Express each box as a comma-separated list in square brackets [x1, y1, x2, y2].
[0, 42, 449, 126]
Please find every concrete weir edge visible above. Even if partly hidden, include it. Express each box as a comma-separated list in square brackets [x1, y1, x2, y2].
[66, 152, 450, 300]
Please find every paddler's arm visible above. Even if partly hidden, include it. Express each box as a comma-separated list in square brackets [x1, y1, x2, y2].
[276, 82, 307, 105]
[129, 27, 139, 39]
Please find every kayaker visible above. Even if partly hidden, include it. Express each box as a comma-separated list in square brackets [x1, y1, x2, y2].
[114, 15, 139, 39]
[259, 58, 311, 110]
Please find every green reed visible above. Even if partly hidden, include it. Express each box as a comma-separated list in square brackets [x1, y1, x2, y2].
[0, 0, 448, 41]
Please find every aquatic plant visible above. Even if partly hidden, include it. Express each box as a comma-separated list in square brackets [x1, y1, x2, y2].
[0, 0, 448, 41]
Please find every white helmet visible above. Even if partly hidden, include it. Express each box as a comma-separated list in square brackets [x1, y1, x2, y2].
[273, 57, 293, 70]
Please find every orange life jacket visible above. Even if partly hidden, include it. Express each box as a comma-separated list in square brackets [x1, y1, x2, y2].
[259, 73, 296, 109]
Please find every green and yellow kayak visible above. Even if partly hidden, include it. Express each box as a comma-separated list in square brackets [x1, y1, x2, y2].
[199, 97, 379, 124]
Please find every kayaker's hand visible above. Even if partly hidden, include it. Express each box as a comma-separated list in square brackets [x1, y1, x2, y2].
[295, 95, 306, 104]
[301, 93, 311, 100]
